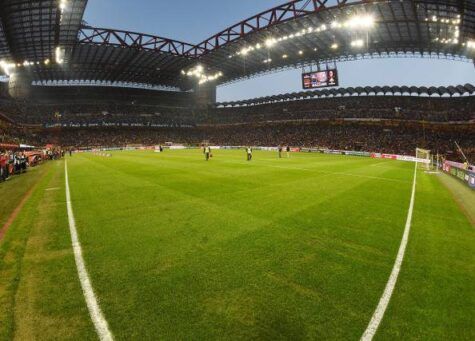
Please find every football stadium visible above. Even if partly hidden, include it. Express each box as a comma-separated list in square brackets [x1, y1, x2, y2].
[0, 0, 474, 340]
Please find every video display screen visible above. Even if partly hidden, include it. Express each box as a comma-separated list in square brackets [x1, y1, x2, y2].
[302, 69, 339, 89]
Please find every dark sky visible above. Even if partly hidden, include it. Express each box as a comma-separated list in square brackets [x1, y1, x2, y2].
[84, 0, 475, 101]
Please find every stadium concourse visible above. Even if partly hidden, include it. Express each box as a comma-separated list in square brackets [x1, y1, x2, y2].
[1, 0, 475, 340]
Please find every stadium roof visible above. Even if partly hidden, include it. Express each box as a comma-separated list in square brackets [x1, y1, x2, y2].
[0, 0, 474, 90]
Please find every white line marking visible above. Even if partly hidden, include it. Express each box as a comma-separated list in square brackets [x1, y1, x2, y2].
[361, 162, 418, 341]
[65, 161, 114, 341]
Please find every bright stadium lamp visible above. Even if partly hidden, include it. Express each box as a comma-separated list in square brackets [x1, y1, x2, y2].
[59, 0, 67, 11]
[351, 39, 364, 48]
[55, 46, 65, 64]
[346, 15, 375, 29]
[0, 60, 15, 76]
[265, 38, 276, 48]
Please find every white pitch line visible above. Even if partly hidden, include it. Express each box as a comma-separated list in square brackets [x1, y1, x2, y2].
[361, 162, 418, 341]
[65, 161, 114, 341]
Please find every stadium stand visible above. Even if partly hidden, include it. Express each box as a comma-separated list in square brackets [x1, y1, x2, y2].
[0, 0, 474, 163]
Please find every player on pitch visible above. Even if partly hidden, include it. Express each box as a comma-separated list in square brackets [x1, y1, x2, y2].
[205, 145, 211, 161]
[246, 147, 253, 161]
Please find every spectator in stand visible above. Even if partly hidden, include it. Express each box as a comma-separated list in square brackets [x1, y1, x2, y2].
[0, 150, 9, 181]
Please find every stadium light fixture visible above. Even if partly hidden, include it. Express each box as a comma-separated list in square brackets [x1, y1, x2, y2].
[55, 47, 65, 64]
[59, 0, 68, 11]
[239, 47, 250, 56]
[223, 14, 375, 60]
[0, 60, 15, 76]
[282, 54, 288, 59]
[331, 43, 339, 49]
[265, 38, 277, 48]
[298, 50, 303, 55]
[345, 15, 375, 29]
[351, 39, 364, 48]
[184, 65, 223, 84]
[59, 0, 69, 24]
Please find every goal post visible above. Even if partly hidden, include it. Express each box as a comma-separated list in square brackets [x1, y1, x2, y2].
[416, 148, 432, 170]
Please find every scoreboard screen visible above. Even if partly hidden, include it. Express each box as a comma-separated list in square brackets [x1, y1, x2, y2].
[302, 69, 339, 89]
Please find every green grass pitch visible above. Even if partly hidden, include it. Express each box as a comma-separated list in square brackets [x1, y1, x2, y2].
[0, 149, 474, 340]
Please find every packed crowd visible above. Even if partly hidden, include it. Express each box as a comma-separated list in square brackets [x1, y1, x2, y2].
[1, 95, 473, 128]
[0, 99, 196, 127]
[1, 123, 45, 146]
[31, 123, 473, 161]
[211, 96, 475, 124]
[0, 93, 473, 164]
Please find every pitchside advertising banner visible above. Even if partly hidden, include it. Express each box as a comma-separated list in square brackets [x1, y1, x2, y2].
[443, 161, 475, 189]
[371, 153, 431, 164]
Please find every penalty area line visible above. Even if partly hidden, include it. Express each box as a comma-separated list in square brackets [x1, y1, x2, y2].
[65, 161, 114, 341]
[361, 162, 418, 341]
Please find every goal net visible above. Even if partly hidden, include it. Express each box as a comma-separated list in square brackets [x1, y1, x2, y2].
[416, 148, 432, 170]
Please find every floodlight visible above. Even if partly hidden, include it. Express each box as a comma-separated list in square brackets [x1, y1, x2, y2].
[0, 60, 15, 76]
[346, 15, 375, 29]
[265, 38, 276, 48]
[351, 39, 364, 47]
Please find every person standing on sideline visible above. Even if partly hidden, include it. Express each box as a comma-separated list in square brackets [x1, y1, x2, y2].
[246, 147, 253, 161]
[205, 145, 211, 161]
[278, 145, 283, 158]
[286, 146, 291, 158]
